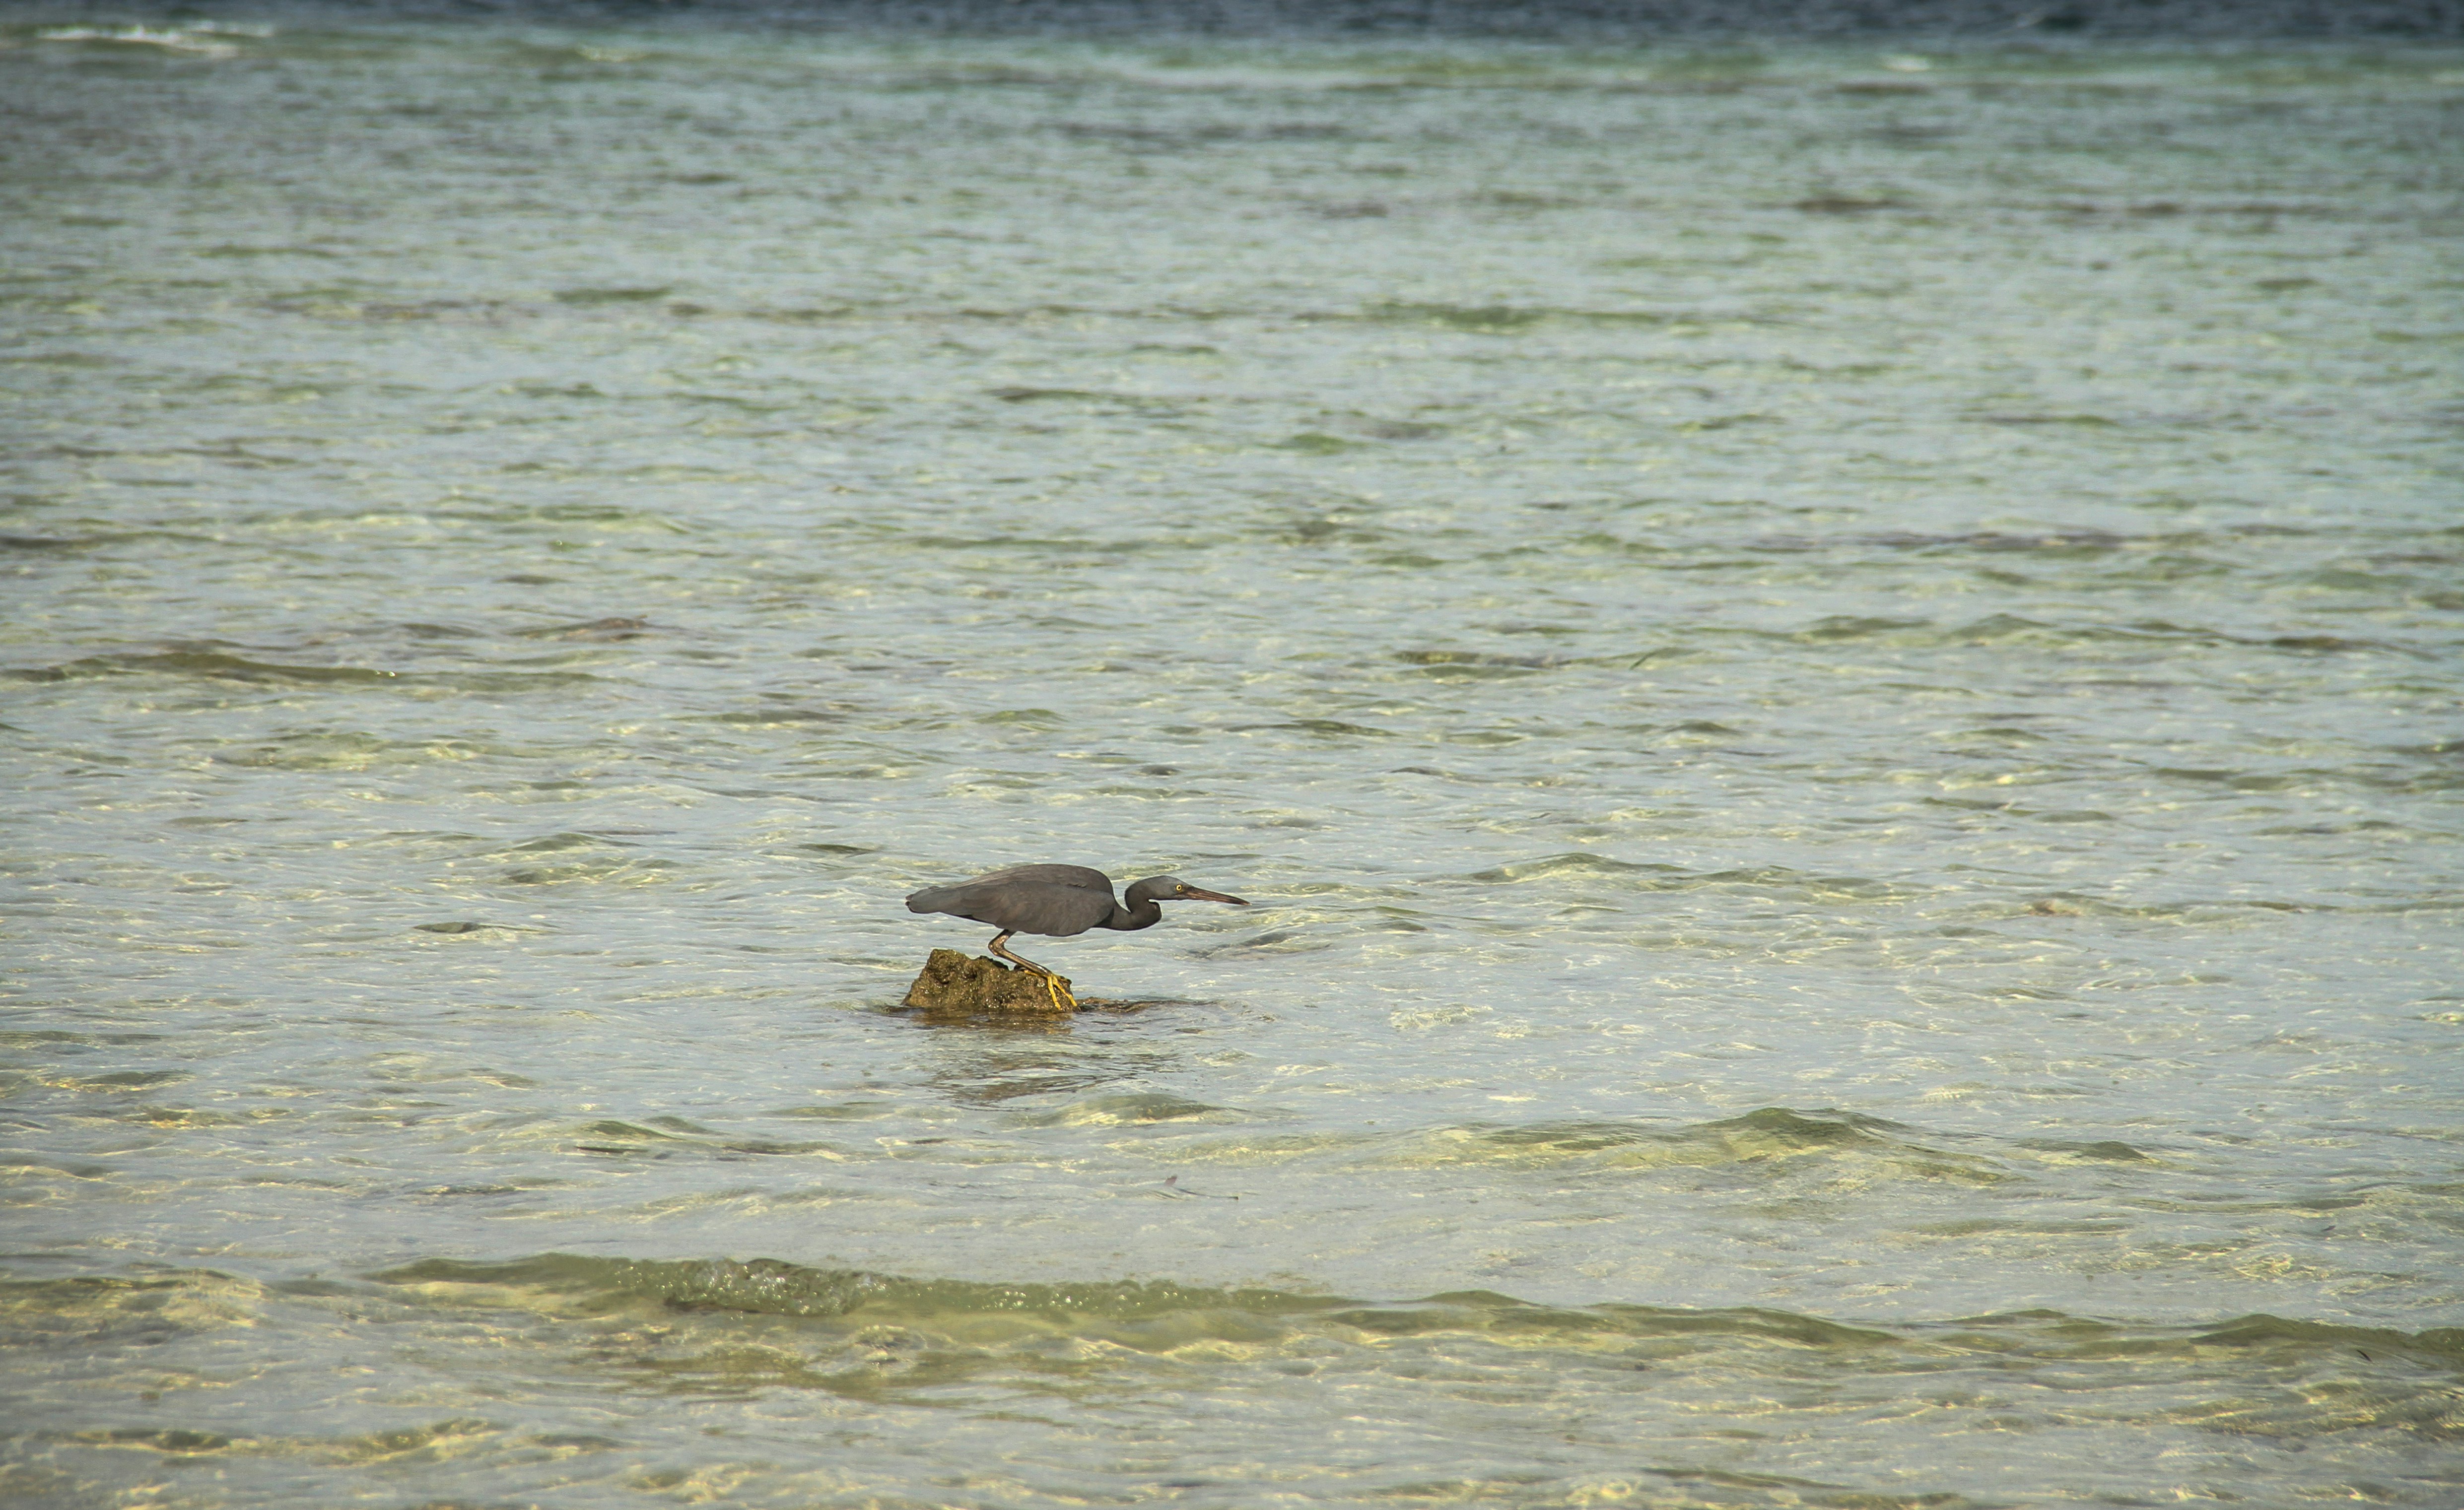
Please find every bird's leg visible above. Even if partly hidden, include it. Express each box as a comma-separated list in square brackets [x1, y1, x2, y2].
[985, 931, 1055, 978]
[974, 933, 1077, 1011]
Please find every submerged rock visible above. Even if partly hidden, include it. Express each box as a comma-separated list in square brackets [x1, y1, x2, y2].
[902, 948, 1077, 1015]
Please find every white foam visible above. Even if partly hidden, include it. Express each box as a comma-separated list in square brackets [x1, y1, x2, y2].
[36, 25, 244, 59]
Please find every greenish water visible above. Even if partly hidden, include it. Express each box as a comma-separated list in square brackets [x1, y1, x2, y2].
[3, 15, 2461, 1509]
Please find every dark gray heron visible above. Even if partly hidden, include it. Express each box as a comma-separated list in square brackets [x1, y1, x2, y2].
[905, 864, 1250, 980]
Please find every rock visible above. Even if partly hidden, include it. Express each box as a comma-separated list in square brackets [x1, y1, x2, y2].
[901, 948, 1077, 1015]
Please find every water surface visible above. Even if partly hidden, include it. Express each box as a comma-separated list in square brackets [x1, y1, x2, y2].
[4, 15, 2462, 1508]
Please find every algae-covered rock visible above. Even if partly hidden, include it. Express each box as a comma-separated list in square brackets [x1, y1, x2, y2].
[902, 948, 1077, 1015]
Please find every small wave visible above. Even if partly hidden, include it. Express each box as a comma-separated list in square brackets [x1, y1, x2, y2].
[4, 650, 598, 693]
[510, 831, 647, 855]
[1393, 649, 1563, 672]
[552, 286, 672, 305]
[370, 1254, 1317, 1327]
[1462, 852, 1666, 883]
[1196, 928, 1329, 958]
[358, 1253, 2464, 1372]
[2019, 1138, 2153, 1163]
[1734, 612, 2426, 660]
[1020, 1092, 1246, 1127]
[1380, 1107, 2013, 1185]
[0, 533, 95, 551]
[43, 1069, 192, 1093]
[510, 617, 651, 640]
[1790, 614, 1932, 642]
[1358, 301, 1736, 333]
[0, 1267, 266, 1342]
[1458, 856, 1906, 902]
[1273, 431, 1355, 453]
[35, 25, 245, 58]
[1231, 719, 1389, 738]
[563, 1117, 851, 1161]
[9, 651, 394, 685]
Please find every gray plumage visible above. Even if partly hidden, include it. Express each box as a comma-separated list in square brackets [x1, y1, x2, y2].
[905, 863, 1250, 978]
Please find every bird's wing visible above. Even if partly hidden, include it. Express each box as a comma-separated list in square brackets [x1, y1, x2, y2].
[955, 864, 1116, 893]
[905, 864, 1119, 936]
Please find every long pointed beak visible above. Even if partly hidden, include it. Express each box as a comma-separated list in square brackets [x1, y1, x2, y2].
[1181, 887, 1248, 906]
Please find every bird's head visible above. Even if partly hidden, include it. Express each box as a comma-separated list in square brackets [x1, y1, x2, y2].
[1132, 876, 1250, 907]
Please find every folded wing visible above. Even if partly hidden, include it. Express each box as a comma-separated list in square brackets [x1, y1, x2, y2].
[904, 864, 1120, 937]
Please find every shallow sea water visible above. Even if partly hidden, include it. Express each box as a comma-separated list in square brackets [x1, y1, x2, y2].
[4, 13, 2463, 1508]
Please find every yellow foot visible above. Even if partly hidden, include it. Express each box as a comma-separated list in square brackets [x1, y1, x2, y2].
[1040, 973, 1077, 1011]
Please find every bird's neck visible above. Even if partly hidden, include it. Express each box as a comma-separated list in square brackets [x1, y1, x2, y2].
[1101, 896, 1163, 931]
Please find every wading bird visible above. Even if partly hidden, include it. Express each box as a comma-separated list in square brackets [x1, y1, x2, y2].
[904, 864, 1250, 980]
